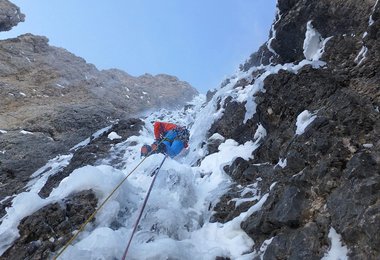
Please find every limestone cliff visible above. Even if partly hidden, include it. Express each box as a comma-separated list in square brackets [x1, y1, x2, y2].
[211, 0, 380, 259]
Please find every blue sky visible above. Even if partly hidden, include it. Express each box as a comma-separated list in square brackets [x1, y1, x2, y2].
[2, 0, 276, 93]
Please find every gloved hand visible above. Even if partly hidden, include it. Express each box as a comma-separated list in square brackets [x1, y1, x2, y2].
[140, 144, 152, 157]
[151, 142, 167, 154]
[151, 142, 158, 152]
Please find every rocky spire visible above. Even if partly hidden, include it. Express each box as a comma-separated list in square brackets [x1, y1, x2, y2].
[0, 0, 25, 32]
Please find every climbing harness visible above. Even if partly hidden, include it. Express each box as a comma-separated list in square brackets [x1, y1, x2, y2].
[121, 155, 168, 260]
[53, 140, 165, 259]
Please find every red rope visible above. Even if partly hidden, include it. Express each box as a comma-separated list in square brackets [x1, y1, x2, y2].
[121, 155, 167, 260]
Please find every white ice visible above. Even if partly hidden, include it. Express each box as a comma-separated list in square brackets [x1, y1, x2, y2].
[369, 0, 379, 26]
[303, 21, 332, 61]
[295, 110, 317, 135]
[267, 7, 282, 57]
[355, 46, 368, 65]
[70, 125, 112, 151]
[322, 227, 349, 260]
[275, 158, 287, 169]
[20, 130, 33, 135]
[108, 131, 122, 140]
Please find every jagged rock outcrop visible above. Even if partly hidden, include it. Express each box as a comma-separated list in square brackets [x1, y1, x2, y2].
[211, 0, 380, 259]
[1, 190, 98, 259]
[0, 31, 197, 204]
[0, 0, 24, 32]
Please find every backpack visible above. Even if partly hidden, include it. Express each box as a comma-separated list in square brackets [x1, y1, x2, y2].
[175, 127, 190, 143]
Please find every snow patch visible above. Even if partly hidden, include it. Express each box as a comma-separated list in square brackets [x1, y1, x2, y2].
[322, 227, 349, 260]
[0, 130, 7, 134]
[199, 139, 257, 178]
[295, 110, 317, 135]
[254, 124, 267, 141]
[240, 183, 259, 197]
[269, 182, 277, 191]
[71, 125, 112, 151]
[27, 154, 73, 193]
[258, 237, 274, 258]
[369, 16, 374, 26]
[275, 158, 287, 169]
[209, 133, 225, 141]
[369, 0, 379, 26]
[231, 183, 260, 208]
[19, 92, 26, 97]
[108, 132, 122, 140]
[363, 143, 373, 148]
[266, 7, 282, 57]
[355, 46, 368, 65]
[303, 21, 332, 61]
[20, 130, 33, 135]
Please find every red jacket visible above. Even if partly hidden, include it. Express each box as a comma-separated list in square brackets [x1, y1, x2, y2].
[154, 121, 177, 140]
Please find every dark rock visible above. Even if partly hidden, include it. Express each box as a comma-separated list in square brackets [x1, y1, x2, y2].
[206, 134, 225, 155]
[206, 89, 217, 102]
[210, 1, 380, 259]
[327, 164, 380, 258]
[0, 0, 25, 32]
[242, 184, 310, 239]
[0, 131, 67, 215]
[38, 118, 143, 198]
[208, 97, 259, 144]
[215, 257, 231, 260]
[240, 45, 274, 71]
[2, 190, 98, 260]
[263, 223, 325, 260]
[211, 184, 259, 224]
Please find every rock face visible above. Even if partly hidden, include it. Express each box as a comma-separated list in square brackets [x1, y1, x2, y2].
[0, 0, 25, 32]
[1, 118, 143, 259]
[1, 0, 379, 259]
[2, 190, 98, 259]
[210, 0, 380, 259]
[0, 32, 197, 203]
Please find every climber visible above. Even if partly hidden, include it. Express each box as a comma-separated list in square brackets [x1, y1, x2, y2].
[140, 121, 190, 158]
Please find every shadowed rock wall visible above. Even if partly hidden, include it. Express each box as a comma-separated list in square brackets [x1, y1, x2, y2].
[211, 0, 380, 259]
